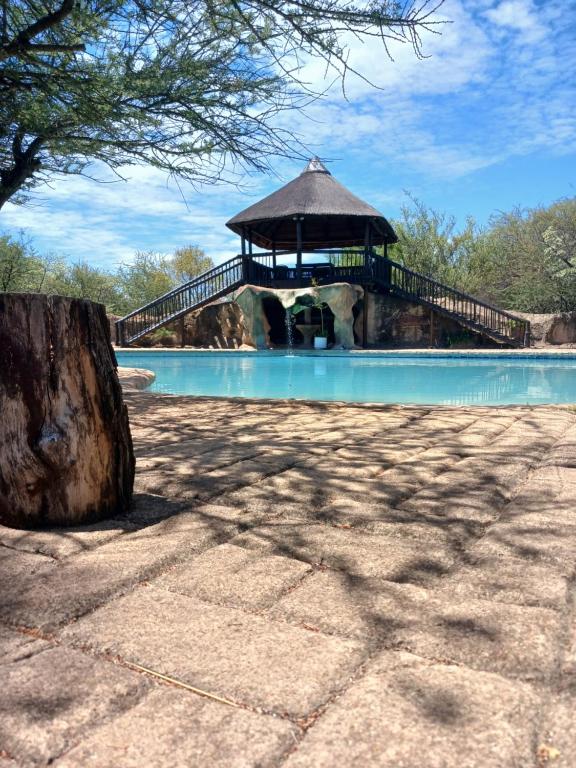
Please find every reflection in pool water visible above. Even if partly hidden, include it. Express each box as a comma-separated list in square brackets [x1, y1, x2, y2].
[115, 352, 576, 406]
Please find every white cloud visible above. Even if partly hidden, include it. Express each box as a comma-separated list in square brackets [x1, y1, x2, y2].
[484, 0, 547, 43]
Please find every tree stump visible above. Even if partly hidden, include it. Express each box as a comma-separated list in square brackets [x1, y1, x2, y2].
[0, 294, 135, 529]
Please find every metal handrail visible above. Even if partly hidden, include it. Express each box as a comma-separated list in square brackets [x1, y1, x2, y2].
[116, 256, 245, 345]
[372, 254, 530, 346]
[375, 255, 526, 323]
[115, 249, 530, 347]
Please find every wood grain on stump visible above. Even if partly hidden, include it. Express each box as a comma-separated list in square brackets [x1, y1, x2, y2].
[0, 294, 135, 529]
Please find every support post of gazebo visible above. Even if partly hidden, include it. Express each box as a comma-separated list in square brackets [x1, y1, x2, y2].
[241, 227, 247, 282]
[364, 220, 371, 274]
[247, 228, 254, 282]
[382, 241, 391, 286]
[296, 217, 303, 285]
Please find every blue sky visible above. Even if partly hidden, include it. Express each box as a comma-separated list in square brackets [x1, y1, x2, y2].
[2, 0, 575, 270]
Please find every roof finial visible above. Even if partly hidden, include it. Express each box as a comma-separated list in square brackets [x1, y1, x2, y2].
[302, 157, 330, 175]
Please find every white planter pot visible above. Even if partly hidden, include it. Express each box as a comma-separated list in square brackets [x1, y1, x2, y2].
[314, 336, 328, 350]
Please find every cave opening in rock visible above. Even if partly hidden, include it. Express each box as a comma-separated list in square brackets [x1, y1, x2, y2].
[291, 294, 336, 347]
[262, 296, 303, 346]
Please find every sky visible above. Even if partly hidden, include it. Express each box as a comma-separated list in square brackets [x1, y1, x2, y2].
[2, 0, 575, 271]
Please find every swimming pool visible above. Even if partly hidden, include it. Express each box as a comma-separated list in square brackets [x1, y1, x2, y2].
[115, 350, 576, 406]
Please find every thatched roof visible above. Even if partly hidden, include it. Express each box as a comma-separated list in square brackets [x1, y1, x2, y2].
[226, 159, 397, 250]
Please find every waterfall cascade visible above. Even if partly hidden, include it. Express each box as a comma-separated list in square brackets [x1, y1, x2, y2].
[284, 308, 295, 356]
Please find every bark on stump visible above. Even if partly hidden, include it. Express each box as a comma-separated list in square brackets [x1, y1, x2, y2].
[0, 294, 135, 529]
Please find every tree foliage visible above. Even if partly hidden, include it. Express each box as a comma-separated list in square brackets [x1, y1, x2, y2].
[170, 245, 214, 284]
[389, 195, 576, 313]
[3, 196, 575, 316]
[0, 238, 213, 313]
[0, 0, 442, 208]
[478, 200, 576, 312]
[0, 231, 48, 290]
[45, 260, 122, 307]
[391, 195, 478, 291]
[116, 252, 175, 312]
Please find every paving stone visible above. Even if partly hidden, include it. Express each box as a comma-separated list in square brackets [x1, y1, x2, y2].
[61, 587, 365, 717]
[0, 521, 130, 559]
[112, 492, 191, 525]
[284, 650, 540, 768]
[55, 687, 297, 768]
[293, 501, 482, 545]
[269, 571, 430, 641]
[468, 519, 576, 576]
[544, 424, 576, 467]
[437, 556, 570, 610]
[0, 625, 49, 666]
[155, 543, 312, 610]
[559, 609, 576, 678]
[0, 646, 147, 766]
[394, 596, 561, 681]
[231, 520, 456, 584]
[135, 457, 293, 501]
[295, 456, 389, 480]
[209, 486, 306, 518]
[216, 466, 360, 510]
[136, 443, 269, 472]
[398, 459, 529, 523]
[500, 466, 576, 526]
[537, 688, 576, 768]
[125, 504, 251, 538]
[485, 415, 571, 462]
[332, 439, 431, 464]
[0, 547, 54, 578]
[0, 512, 235, 631]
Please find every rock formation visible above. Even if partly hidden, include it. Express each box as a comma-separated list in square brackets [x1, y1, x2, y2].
[235, 283, 363, 348]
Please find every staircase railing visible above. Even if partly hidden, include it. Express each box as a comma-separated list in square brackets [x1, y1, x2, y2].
[116, 256, 246, 345]
[373, 256, 530, 347]
[372, 254, 530, 347]
[115, 250, 530, 348]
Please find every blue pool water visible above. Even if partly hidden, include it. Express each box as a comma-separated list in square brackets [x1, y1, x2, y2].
[115, 351, 576, 406]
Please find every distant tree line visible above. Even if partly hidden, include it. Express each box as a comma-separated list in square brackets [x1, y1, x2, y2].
[389, 195, 576, 314]
[2, 194, 575, 316]
[0, 241, 214, 315]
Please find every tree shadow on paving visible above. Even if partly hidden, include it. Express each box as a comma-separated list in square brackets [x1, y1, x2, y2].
[1, 397, 570, 669]
[0, 494, 192, 559]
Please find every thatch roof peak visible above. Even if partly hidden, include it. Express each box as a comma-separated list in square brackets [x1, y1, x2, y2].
[226, 159, 397, 250]
[302, 157, 330, 174]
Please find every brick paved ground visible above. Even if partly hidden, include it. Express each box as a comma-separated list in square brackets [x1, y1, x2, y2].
[2, 393, 576, 767]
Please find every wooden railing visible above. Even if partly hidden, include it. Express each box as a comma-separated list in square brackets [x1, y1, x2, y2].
[116, 249, 530, 347]
[372, 254, 530, 347]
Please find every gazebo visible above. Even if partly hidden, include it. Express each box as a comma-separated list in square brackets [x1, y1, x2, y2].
[115, 158, 530, 349]
[226, 158, 397, 285]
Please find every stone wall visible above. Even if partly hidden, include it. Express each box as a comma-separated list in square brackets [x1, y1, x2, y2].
[360, 291, 498, 349]
[111, 288, 528, 350]
[115, 302, 252, 348]
[512, 311, 576, 346]
[183, 301, 252, 348]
